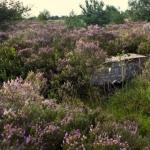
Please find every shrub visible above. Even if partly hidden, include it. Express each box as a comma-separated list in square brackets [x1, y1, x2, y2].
[105, 6, 124, 24]
[49, 48, 106, 101]
[80, 0, 125, 26]
[105, 31, 149, 55]
[80, 0, 108, 26]
[128, 0, 150, 21]
[0, 72, 47, 111]
[137, 41, 150, 54]
[0, 73, 63, 149]
[0, 74, 100, 149]
[0, 44, 22, 82]
[65, 11, 86, 28]
[0, 72, 149, 149]
[1, 18, 150, 150]
[38, 9, 50, 21]
[0, 0, 30, 25]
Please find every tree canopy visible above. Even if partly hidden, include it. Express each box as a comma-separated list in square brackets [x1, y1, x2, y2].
[128, 0, 150, 21]
[80, 0, 124, 26]
[105, 6, 124, 24]
[80, 0, 108, 25]
[0, 0, 30, 23]
[65, 11, 86, 28]
[38, 9, 51, 20]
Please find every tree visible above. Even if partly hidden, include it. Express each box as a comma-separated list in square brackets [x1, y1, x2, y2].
[105, 6, 124, 24]
[38, 9, 50, 21]
[65, 11, 86, 28]
[80, 0, 124, 26]
[128, 0, 150, 21]
[50, 16, 59, 20]
[80, 0, 108, 26]
[0, 0, 30, 23]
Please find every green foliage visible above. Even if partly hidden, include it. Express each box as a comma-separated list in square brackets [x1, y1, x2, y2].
[0, 0, 30, 23]
[1, 20, 150, 149]
[137, 41, 150, 54]
[105, 32, 150, 55]
[0, 44, 22, 82]
[105, 6, 124, 24]
[65, 11, 86, 28]
[80, 0, 125, 26]
[80, 0, 108, 26]
[107, 60, 150, 145]
[109, 79, 150, 116]
[49, 15, 60, 20]
[128, 0, 150, 21]
[38, 9, 50, 21]
[49, 52, 91, 101]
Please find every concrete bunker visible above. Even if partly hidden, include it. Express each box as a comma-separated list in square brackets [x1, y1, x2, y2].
[91, 53, 147, 86]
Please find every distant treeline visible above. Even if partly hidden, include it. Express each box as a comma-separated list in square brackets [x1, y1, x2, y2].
[1, 0, 150, 27]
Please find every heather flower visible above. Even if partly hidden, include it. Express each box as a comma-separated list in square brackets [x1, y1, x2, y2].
[57, 58, 69, 71]
[31, 123, 63, 149]
[94, 133, 129, 149]
[117, 120, 138, 135]
[0, 72, 46, 111]
[38, 47, 54, 55]
[60, 113, 74, 125]
[2, 124, 25, 144]
[63, 129, 86, 150]
[18, 48, 33, 57]
[0, 20, 149, 150]
[41, 99, 59, 109]
[75, 39, 106, 61]
[89, 123, 130, 150]
[76, 39, 100, 52]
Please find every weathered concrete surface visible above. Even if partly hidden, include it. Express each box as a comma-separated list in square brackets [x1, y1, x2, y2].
[91, 53, 146, 86]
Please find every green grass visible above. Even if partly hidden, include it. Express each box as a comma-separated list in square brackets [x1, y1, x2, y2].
[107, 74, 150, 138]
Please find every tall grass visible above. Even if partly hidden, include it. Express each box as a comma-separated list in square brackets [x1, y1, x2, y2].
[107, 60, 150, 139]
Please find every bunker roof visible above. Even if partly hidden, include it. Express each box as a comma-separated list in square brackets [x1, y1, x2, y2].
[105, 53, 146, 63]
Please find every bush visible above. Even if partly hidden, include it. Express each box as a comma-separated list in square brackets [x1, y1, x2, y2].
[0, 74, 104, 149]
[105, 31, 150, 55]
[0, 0, 30, 24]
[137, 41, 150, 54]
[0, 44, 22, 82]
[65, 11, 86, 28]
[128, 0, 150, 21]
[105, 6, 124, 24]
[38, 9, 50, 21]
[1, 18, 150, 150]
[80, 0, 125, 26]
[80, 0, 108, 26]
[49, 49, 106, 101]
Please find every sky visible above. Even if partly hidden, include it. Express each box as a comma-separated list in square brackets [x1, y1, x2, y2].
[20, 0, 129, 17]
